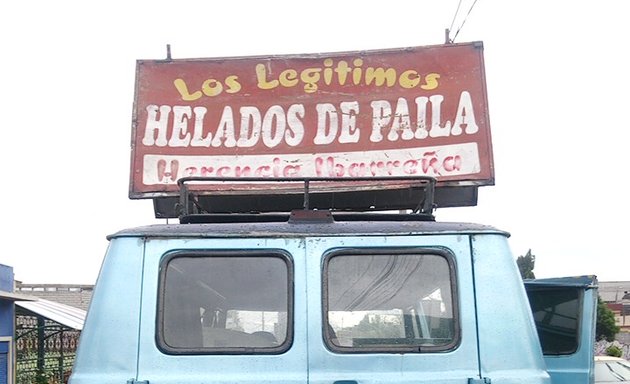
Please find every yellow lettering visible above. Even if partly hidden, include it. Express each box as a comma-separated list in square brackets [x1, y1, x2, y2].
[323, 59, 334, 85]
[421, 73, 440, 90]
[334, 60, 351, 85]
[301, 68, 321, 93]
[253, 58, 441, 95]
[399, 70, 421, 89]
[201, 79, 223, 97]
[256, 63, 279, 90]
[365, 67, 397, 87]
[173, 78, 202, 101]
[279, 69, 298, 87]
[352, 59, 363, 85]
[225, 75, 241, 94]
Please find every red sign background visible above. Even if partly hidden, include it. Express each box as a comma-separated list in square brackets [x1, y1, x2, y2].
[130, 41, 493, 198]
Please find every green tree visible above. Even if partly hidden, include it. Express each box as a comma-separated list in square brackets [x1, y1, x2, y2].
[517, 249, 536, 279]
[606, 345, 623, 357]
[596, 296, 620, 341]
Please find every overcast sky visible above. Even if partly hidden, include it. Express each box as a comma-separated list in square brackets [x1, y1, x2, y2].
[1, 1, 628, 285]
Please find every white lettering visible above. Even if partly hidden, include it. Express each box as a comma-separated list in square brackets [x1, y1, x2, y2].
[451, 91, 479, 135]
[387, 98, 412, 142]
[237, 106, 262, 147]
[168, 106, 192, 147]
[212, 106, 237, 148]
[369, 100, 391, 143]
[142, 104, 171, 147]
[414, 96, 429, 139]
[314, 103, 338, 145]
[141, 91, 479, 151]
[285, 104, 305, 146]
[338, 101, 360, 144]
[190, 107, 211, 147]
[262, 105, 286, 148]
[429, 95, 451, 137]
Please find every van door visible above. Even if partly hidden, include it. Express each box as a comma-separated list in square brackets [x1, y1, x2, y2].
[134, 237, 308, 384]
[524, 276, 598, 384]
[306, 235, 481, 384]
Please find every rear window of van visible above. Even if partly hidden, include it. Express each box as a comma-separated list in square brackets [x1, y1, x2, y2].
[323, 248, 459, 353]
[157, 251, 292, 354]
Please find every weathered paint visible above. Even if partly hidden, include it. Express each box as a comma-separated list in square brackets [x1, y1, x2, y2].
[71, 221, 567, 384]
[130, 42, 493, 198]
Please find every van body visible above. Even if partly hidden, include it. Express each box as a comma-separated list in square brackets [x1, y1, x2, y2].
[70, 211, 597, 384]
[78, 41, 598, 384]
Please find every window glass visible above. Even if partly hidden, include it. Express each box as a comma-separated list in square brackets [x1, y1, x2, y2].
[526, 288, 580, 355]
[159, 253, 290, 354]
[325, 252, 457, 352]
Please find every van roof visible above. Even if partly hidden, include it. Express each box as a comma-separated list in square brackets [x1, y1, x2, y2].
[108, 217, 507, 240]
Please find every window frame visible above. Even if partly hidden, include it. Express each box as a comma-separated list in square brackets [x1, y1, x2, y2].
[156, 249, 294, 355]
[321, 247, 460, 354]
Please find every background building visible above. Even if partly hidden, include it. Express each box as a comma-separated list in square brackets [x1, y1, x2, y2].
[0, 268, 87, 384]
[13, 284, 93, 312]
[599, 281, 630, 336]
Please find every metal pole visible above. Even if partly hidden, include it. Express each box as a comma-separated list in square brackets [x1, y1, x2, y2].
[37, 316, 45, 384]
[59, 329, 64, 383]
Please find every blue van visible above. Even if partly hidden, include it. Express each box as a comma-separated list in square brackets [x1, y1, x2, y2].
[69, 177, 597, 384]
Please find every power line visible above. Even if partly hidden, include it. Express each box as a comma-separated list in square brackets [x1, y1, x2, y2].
[447, 0, 479, 43]
[449, 0, 463, 34]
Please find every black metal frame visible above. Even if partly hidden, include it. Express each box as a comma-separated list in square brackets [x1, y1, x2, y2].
[175, 176, 437, 222]
[15, 308, 80, 384]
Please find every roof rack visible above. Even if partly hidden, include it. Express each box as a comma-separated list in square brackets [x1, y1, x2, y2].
[174, 176, 437, 223]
